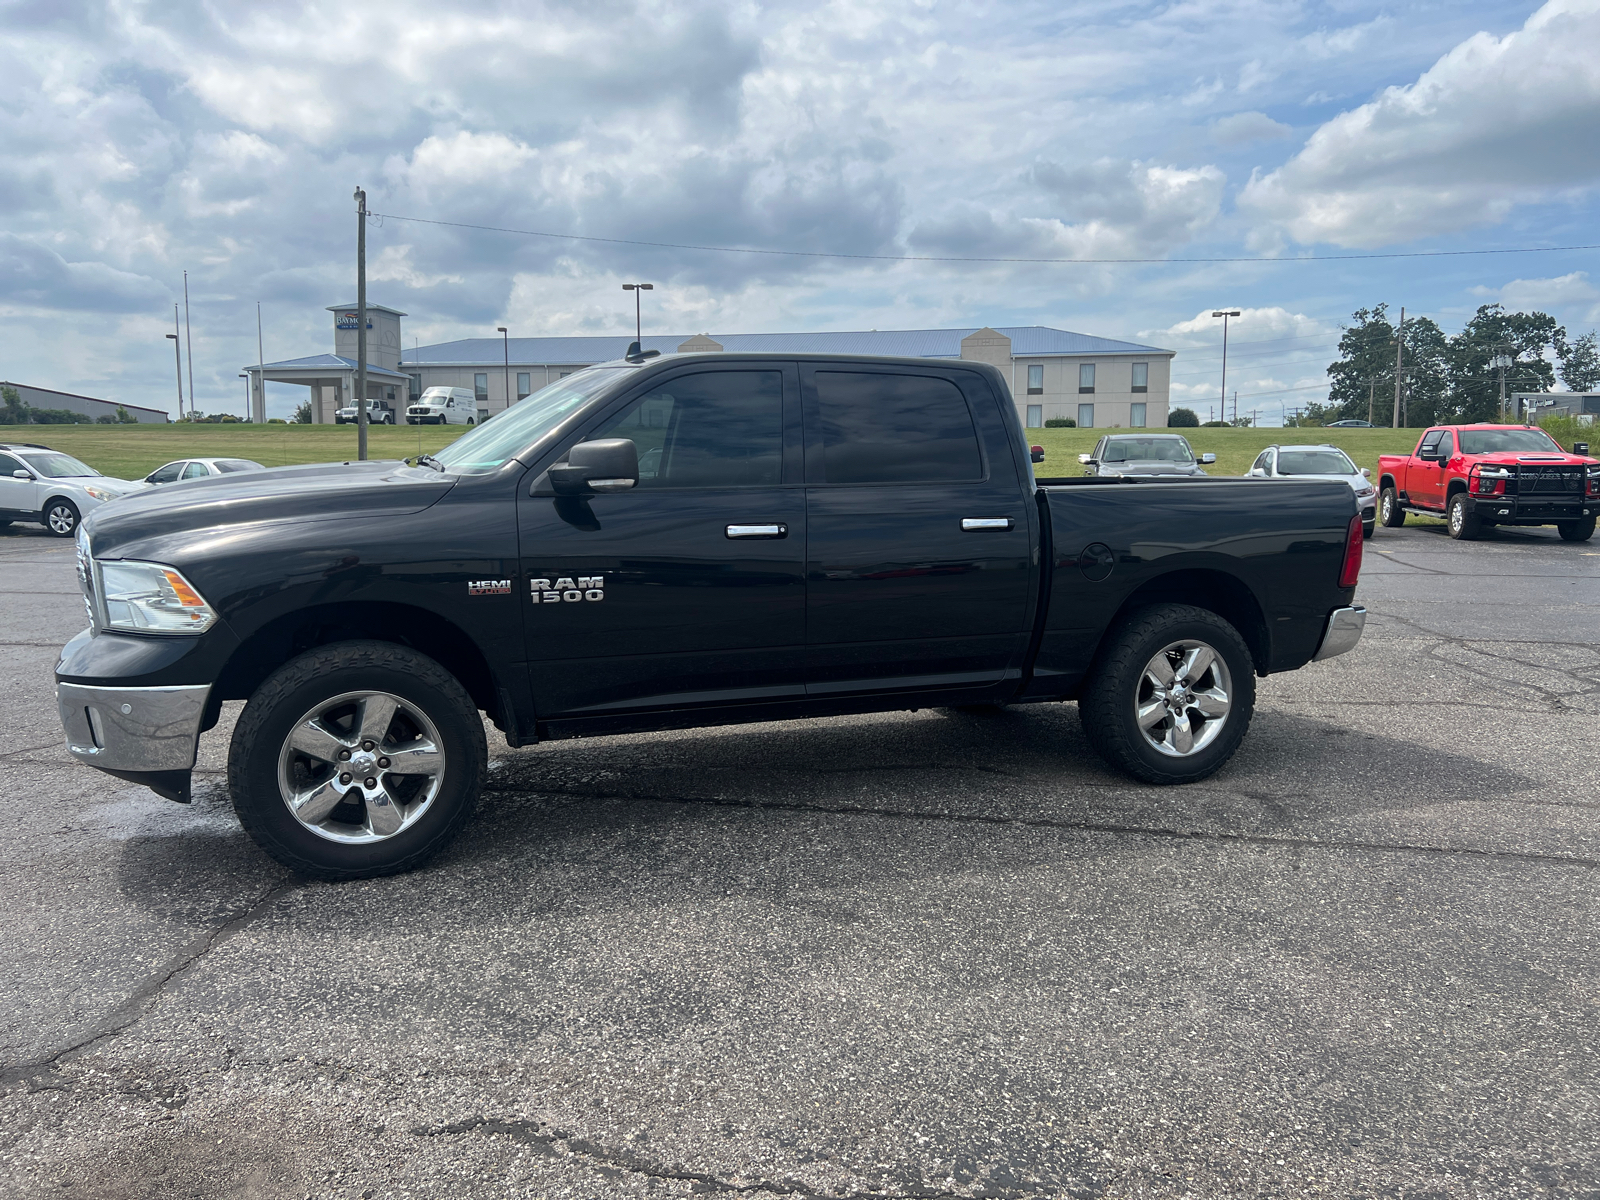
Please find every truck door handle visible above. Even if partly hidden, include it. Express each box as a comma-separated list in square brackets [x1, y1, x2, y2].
[961, 517, 1013, 531]
[726, 523, 787, 539]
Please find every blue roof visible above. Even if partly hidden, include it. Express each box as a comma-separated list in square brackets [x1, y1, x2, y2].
[247, 354, 410, 380]
[402, 326, 1170, 367]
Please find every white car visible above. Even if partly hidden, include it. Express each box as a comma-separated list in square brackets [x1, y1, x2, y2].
[334, 399, 397, 425]
[144, 458, 266, 485]
[1249, 444, 1378, 538]
[0, 443, 148, 537]
[406, 387, 477, 426]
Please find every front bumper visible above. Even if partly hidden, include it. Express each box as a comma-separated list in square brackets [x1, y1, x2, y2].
[1466, 495, 1595, 523]
[1312, 605, 1366, 662]
[56, 682, 209, 802]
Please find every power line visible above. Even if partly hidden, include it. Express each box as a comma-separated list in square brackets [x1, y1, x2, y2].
[368, 210, 1600, 267]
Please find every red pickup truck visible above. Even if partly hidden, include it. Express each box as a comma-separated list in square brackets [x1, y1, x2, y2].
[1377, 424, 1600, 541]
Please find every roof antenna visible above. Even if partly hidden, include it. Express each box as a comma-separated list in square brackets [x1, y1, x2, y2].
[624, 340, 660, 364]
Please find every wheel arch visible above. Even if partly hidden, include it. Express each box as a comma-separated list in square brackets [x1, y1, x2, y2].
[1446, 477, 1469, 501]
[1378, 473, 1397, 493]
[212, 601, 502, 729]
[1106, 569, 1269, 676]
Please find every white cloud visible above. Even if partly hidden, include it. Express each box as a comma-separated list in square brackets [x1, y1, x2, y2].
[1241, 0, 1600, 248]
[1211, 112, 1293, 147]
[1471, 272, 1600, 324]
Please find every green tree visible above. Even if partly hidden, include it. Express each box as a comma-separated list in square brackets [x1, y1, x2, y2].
[1317, 304, 1449, 427]
[114, 405, 136, 424]
[291, 400, 313, 424]
[1558, 331, 1600, 392]
[1, 385, 27, 425]
[1444, 304, 1562, 422]
[1167, 407, 1198, 427]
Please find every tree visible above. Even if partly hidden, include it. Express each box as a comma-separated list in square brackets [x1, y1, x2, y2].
[1444, 304, 1562, 423]
[1558, 331, 1600, 392]
[1, 386, 26, 425]
[292, 400, 313, 424]
[114, 405, 136, 424]
[1167, 407, 1198, 427]
[1318, 304, 1448, 427]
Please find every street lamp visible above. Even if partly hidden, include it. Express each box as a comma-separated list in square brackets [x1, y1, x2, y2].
[165, 333, 183, 420]
[622, 283, 654, 345]
[1212, 310, 1241, 424]
[497, 326, 510, 410]
[1490, 350, 1514, 421]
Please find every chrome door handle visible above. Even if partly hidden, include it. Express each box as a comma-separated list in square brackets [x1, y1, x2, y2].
[961, 517, 1013, 531]
[726, 523, 787, 539]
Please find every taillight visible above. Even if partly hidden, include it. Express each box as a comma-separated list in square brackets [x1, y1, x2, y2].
[1338, 513, 1363, 589]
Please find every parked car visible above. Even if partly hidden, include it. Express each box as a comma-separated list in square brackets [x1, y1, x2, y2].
[0, 443, 147, 537]
[334, 399, 397, 425]
[1078, 433, 1216, 477]
[1249, 444, 1378, 538]
[1377, 424, 1600, 540]
[59, 354, 1365, 880]
[145, 458, 266, 485]
[1325, 419, 1375, 428]
[407, 387, 476, 426]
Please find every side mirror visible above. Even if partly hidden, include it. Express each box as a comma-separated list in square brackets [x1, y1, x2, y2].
[1361, 467, 1371, 478]
[11, 469, 31, 480]
[1030, 445, 1044, 463]
[1576, 442, 1590, 456]
[547, 438, 639, 496]
[1078, 454, 1093, 465]
[1201, 453, 1216, 464]
[1249, 467, 1265, 477]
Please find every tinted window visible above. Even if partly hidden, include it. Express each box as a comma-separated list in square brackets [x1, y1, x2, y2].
[214, 460, 261, 473]
[1458, 429, 1561, 454]
[813, 372, 980, 484]
[19, 452, 96, 478]
[1277, 449, 1357, 475]
[1103, 437, 1192, 464]
[147, 462, 183, 483]
[1437, 432, 1455, 459]
[0, 453, 23, 476]
[432, 367, 625, 474]
[596, 370, 783, 487]
[1419, 430, 1443, 452]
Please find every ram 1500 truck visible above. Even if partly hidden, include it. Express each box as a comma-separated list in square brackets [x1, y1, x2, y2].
[57, 354, 1367, 880]
[1377, 424, 1600, 541]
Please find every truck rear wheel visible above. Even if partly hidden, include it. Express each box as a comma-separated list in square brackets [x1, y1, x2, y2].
[1379, 487, 1405, 527]
[1558, 516, 1596, 542]
[1078, 603, 1255, 785]
[228, 641, 484, 880]
[1447, 492, 1480, 540]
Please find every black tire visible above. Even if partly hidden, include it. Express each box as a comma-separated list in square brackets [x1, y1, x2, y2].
[1379, 487, 1405, 527]
[228, 641, 484, 880]
[466, 418, 475, 426]
[1447, 492, 1480, 540]
[1362, 520, 1375, 540]
[43, 498, 79, 537]
[1078, 603, 1256, 785]
[1558, 516, 1596, 542]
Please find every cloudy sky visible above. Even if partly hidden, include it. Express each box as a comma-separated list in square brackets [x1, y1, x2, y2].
[4, 0, 1600, 423]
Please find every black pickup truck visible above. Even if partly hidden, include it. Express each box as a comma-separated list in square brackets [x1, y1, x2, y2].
[57, 354, 1367, 879]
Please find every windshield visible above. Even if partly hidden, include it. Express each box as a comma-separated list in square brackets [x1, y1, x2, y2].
[1458, 428, 1563, 455]
[429, 367, 629, 474]
[1102, 438, 1194, 464]
[1276, 448, 1357, 476]
[19, 452, 98, 478]
[214, 460, 262, 473]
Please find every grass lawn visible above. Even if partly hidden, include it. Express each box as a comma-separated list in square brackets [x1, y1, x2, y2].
[7, 420, 1432, 488]
[0, 423, 469, 481]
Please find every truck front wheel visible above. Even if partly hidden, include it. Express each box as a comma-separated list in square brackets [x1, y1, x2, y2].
[1558, 516, 1596, 542]
[1078, 603, 1256, 785]
[1447, 492, 1480, 540]
[1379, 487, 1405, 527]
[227, 641, 485, 880]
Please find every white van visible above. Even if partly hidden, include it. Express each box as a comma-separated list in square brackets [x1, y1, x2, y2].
[407, 387, 477, 426]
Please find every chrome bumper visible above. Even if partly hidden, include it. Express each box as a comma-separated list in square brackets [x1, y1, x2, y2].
[57, 682, 209, 773]
[1312, 605, 1366, 662]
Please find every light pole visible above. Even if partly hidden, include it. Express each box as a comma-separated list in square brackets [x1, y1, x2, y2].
[622, 283, 654, 345]
[497, 326, 510, 410]
[1490, 349, 1513, 421]
[165, 333, 182, 420]
[1212, 310, 1240, 423]
[354, 186, 369, 461]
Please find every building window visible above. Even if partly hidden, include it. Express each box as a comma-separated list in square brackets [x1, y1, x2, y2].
[1131, 362, 1148, 393]
[1027, 364, 1043, 395]
[1026, 404, 1043, 428]
[408, 373, 422, 403]
[1079, 363, 1096, 394]
[474, 373, 488, 404]
[1078, 403, 1094, 428]
[517, 372, 531, 400]
[559, 371, 572, 379]
[1130, 402, 1146, 427]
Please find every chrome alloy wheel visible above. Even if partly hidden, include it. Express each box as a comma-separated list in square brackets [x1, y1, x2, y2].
[47, 504, 77, 535]
[1134, 639, 1233, 758]
[276, 690, 445, 843]
[1381, 492, 1396, 523]
[1449, 499, 1464, 535]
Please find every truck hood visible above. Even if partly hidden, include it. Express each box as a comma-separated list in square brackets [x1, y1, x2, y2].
[83, 460, 456, 558]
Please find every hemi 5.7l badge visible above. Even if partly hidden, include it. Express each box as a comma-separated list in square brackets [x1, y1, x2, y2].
[532, 576, 604, 603]
[467, 579, 512, 596]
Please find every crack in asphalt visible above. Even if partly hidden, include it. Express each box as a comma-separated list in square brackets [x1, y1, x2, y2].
[483, 783, 1600, 871]
[410, 1115, 1018, 1199]
[0, 876, 298, 1093]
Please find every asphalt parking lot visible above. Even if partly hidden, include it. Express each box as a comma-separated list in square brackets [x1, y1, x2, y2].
[1, 519, 1597, 1200]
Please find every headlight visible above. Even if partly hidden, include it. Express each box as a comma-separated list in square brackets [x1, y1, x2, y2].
[83, 485, 118, 502]
[97, 561, 217, 634]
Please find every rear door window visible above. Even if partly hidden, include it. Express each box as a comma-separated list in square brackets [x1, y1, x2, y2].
[181, 461, 210, 479]
[810, 371, 981, 484]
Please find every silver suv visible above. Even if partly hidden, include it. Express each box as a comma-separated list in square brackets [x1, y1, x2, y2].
[0, 443, 148, 537]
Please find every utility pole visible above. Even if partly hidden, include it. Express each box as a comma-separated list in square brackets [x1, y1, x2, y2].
[498, 326, 510, 410]
[354, 186, 369, 461]
[1391, 307, 1405, 428]
[1213, 309, 1240, 425]
[1367, 379, 1375, 426]
[170, 304, 184, 417]
[1491, 346, 1512, 421]
[183, 270, 194, 420]
[1234, 390, 1239, 424]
